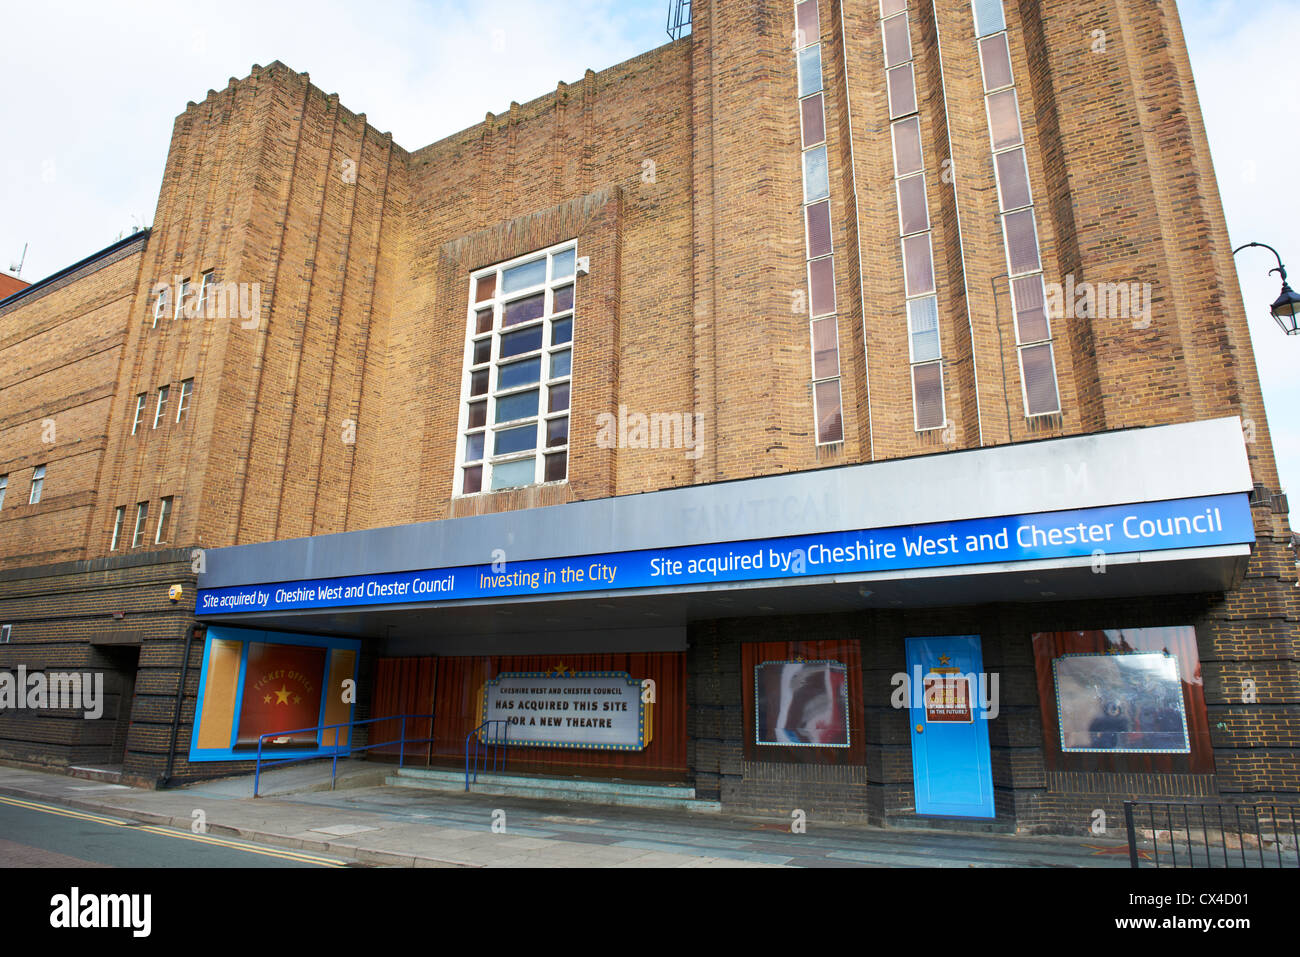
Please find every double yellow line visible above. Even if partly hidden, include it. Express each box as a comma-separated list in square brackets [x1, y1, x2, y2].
[0, 794, 346, 867]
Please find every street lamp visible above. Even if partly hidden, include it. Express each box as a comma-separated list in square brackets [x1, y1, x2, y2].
[1233, 242, 1300, 336]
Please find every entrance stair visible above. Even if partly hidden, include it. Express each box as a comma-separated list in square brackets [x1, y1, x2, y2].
[386, 767, 721, 813]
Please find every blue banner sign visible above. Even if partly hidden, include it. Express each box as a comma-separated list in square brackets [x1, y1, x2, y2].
[196, 494, 1253, 616]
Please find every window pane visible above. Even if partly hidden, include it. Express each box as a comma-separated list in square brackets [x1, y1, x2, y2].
[806, 201, 833, 259]
[973, 0, 1006, 38]
[880, 0, 906, 15]
[553, 284, 574, 312]
[1021, 343, 1060, 414]
[814, 380, 844, 443]
[908, 296, 941, 362]
[796, 0, 819, 46]
[549, 349, 572, 380]
[470, 369, 489, 397]
[1012, 275, 1050, 342]
[502, 257, 547, 293]
[472, 338, 491, 365]
[495, 389, 539, 423]
[498, 356, 542, 390]
[987, 89, 1022, 150]
[913, 362, 944, 429]
[809, 256, 836, 317]
[551, 248, 576, 280]
[903, 233, 935, 296]
[475, 274, 496, 303]
[798, 45, 823, 97]
[887, 64, 916, 118]
[544, 451, 567, 483]
[500, 324, 544, 359]
[892, 117, 923, 175]
[800, 94, 826, 148]
[475, 308, 493, 334]
[463, 465, 483, 494]
[549, 382, 570, 413]
[811, 317, 839, 380]
[882, 14, 911, 68]
[1003, 209, 1041, 275]
[979, 33, 1013, 90]
[551, 317, 573, 346]
[995, 147, 1031, 210]
[547, 416, 569, 448]
[503, 292, 545, 327]
[897, 174, 928, 235]
[803, 145, 830, 203]
[465, 433, 485, 462]
[491, 457, 536, 491]
[494, 424, 538, 456]
[468, 400, 487, 429]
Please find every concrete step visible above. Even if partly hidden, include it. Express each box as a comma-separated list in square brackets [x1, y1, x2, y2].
[386, 767, 721, 813]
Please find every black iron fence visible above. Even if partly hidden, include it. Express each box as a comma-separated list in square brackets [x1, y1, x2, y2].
[1124, 801, 1299, 868]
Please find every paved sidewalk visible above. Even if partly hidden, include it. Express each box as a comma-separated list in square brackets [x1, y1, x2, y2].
[0, 763, 1132, 868]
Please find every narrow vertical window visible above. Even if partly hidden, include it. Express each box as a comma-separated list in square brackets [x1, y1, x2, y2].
[0, 474, 7, 510]
[29, 465, 46, 505]
[197, 271, 215, 318]
[153, 385, 170, 429]
[132, 502, 149, 548]
[176, 379, 194, 424]
[174, 277, 191, 320]
[131, 393, 146, 435]
[155, 496, 174, 544]
[110, 505, 125, 550]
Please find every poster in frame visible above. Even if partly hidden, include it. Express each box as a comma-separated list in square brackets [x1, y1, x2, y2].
[754, 659, 850, 747]
[1052, 651, 1191, 754]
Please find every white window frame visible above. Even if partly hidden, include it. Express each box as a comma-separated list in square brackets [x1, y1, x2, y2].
[153, 385, 170, 429]
[197, 271, 214, 318]
[110, 505, 125, 550]
[978, 31, 1015, 92]
[155, 496, 173, 544]
[993, 145, 1034, 213]
[880, 12, 912, 68]
[1018, 341, 1063, 417]
[131, 502, 149, 548]
[174, 277, 191, 320]
[152, 289, 168, 328]
[131, 393, 147, 435]
[454, 240, 578, 497]
[911, 360, 948, 432]
[890, 116, 925, 177]
[29, 465, 45, 504]
[176, 379, 194, 423]
[0, 624, 9, 644]
[984, 87, 1024, 152]
[0, 474, 6, 510]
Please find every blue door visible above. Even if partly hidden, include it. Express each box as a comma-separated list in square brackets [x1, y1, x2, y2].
[905, 635, 995, 819]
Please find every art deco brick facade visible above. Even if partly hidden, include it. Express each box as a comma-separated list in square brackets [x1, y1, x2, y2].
[0, 0, 1295, 826]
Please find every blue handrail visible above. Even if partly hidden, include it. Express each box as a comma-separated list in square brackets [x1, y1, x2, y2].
[465, 720, 510, 791]
[253, 712, 436, 798]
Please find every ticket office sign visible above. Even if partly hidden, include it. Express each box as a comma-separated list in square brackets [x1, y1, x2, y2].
[478, 672, 651, 751]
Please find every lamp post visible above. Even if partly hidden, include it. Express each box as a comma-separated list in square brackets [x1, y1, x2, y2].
[1233, 242, 1300, 336]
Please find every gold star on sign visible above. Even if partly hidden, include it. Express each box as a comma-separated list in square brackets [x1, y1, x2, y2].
[293, 695, 301, 704]
[551, 664, 570, 675]
[939, 655, 951, 665]
[263, 694, 272, 704]
[274, 685, 292, 705]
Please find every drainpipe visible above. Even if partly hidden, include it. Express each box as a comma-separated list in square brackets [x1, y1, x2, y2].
[161, 622, 202, 788]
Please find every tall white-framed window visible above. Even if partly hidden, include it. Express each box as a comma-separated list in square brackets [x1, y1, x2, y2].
[131, 502, 149, 548]
[131, 393, 147, 435]
[197, 271, 214, 318]
[455, 242, 577, 495]
[0, 474, 7, 510]
[176, 379, 194, 423]
[110, 505, 126, 550]
[152, 287, 169, 328]
[174, 277, 191, 320]
[153, 385, 170, 429]
[29, 465, 45, 505]
[155, 496, 173, 544]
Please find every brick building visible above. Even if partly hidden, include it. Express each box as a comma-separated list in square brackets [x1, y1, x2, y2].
[0, 0, 1295, 834]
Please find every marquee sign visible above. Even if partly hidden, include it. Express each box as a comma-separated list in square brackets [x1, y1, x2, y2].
[477, 671, 651, 751]
[196, 493, 1254, 616]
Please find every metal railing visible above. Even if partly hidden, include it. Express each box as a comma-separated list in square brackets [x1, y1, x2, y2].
[253, 713, 435, 798]
[465, 720, 510, 791]
[1124, 801, 1300, 868]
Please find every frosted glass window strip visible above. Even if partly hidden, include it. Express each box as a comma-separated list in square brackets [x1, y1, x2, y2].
[490, 457, 537, 492]
[907, 296, 941, 363]
[803, 145, 830, 203]
[986, 88, 1023, 150]
[801, 94, 826, 148]
[1020, 343, 1061, 415]
[995, 147, 1032, 211]
[1003, 208, 1041, 276]
[798, 45, 824, 97]
[882, 14, 912, 68]
[892, 117, 924, 175]
[880, 0, 906, 16]
[972, 0, 1006, 37]
[551, 247, 576, 280]
[796, 0, 819, 47]
[501, 257, 547, 294]
[810, 317, 840, 380]
[912, 362, 945, 430]
[979, 33, 1013, 91]
[808, 256, 837, 317]
[903, 233, 936, 297]
[814, 379, 845, 444]
[897, 173, 929, 235]
[887, 64, 917, 119]
[806, 201, 833, 259]
[1011, 275, 1051, 342]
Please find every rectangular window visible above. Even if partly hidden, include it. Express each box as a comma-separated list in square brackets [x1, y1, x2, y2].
[1003, 208, 1041, 276]
[907, 296, 942, 363]
[902, 233, 935, 297]
[880, 0, 906, 15]
[458, 242, 577, 495]
[155, 496, 174, 544]
[813, 379, 844, 445]
[891, 117, 924, 176]
[29, 465, 45, 505]
[795, 0, 819, 46]
[882, 13, 912, 68]
[1020, 342, 1061, 415]
[887, 64, 917, 119]
[979, 33, 1014, 91]
[986, 88, 1023, 150]
[174, 277, 191, 320]
[152, 287, 169, 328]
[131, 393, 147, 435]
[810, 317, 840, 380]
[153, 385, 170, 429]
[800, 94, 826, 148]
[994, 147, 1032, 211]
[797, 44, 823, 97]
[198, 271, 215, 318]
[897, 174, 929, 235]
[111, 505, 125, 550]
[0, 624, 9, 644]
[1011, 275, 1050, 342]
[808, 257, 836, 317]
[912, 362, 945, 430]
[972, 0, 1006, 38]
[176, 379, 194, 423]
[0, 474, 6, 510]
[132, 502, 149, 548]
[805, 202, 833, 259]
[802, 145, 830, 203]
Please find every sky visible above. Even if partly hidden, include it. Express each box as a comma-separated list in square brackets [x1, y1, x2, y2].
[0, 0, 1296, 518]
